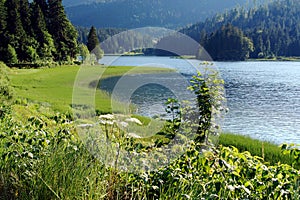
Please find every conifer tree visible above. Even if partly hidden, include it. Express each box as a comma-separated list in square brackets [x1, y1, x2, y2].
[87, 26, 100, 52]
[34, 0, 48, 19]
[0, 0, 6, 34]
[31, 2, 56, 60]
[6, 44, 18, 64]
[20, 0, 32, 36]
[87, 26, 103, 59]
[4, 0, 27, 62]
[0, 0, 7, 61]
[48, 0, 78, 61]
[5, 0, 25, 41]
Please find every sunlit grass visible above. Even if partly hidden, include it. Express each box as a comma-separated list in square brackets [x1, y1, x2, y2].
[9, 65, 174, 114]
[219, 132, 296, 167]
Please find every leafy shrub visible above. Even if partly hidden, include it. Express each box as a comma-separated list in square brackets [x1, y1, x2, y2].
[0, 109, 78, 199]
[125, 144, 300, 199]
[0, 62, 14, 117]
[219, 133, 297, 167]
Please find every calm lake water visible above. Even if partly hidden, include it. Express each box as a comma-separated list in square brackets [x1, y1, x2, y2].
[99, 56, 300, 145]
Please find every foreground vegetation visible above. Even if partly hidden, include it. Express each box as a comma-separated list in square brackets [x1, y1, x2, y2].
[1, 62, 300, 199]
[219, 133, 299, 169]
[1, 105, 299, 199]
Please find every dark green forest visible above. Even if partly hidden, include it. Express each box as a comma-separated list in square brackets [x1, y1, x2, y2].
[65, 0, 259, 29]
[75, 0, 300, 60]
[198, 24, 254, 61]
[0, 0, 78, 65]
[182, 0, 300, 60]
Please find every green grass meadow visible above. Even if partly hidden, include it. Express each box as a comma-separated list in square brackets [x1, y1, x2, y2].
[9, 65, 174, 114]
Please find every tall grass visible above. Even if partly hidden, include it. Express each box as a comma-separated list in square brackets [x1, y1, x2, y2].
[219, 133, 296, 167]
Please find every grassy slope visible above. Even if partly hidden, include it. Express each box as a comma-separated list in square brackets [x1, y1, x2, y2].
[219, 133, 296, 167]
[9, 65, 173, 114]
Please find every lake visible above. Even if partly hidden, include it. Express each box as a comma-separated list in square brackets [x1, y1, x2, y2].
[99, 56, 300, 145]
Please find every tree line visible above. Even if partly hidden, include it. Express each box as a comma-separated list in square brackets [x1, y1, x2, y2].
[77, 26, 155, 54]
[182, 0, 300, 60]
[0, 0, 78, 65]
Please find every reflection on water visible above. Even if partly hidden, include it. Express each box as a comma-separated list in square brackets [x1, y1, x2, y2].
[130, 84, 176, 117]
[99, 56, 300, 144]
[99, 72, 193, 117]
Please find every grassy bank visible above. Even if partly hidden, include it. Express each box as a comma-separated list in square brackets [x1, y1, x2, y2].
[9, 65, 174, 114]
[219, 133, 297, 168]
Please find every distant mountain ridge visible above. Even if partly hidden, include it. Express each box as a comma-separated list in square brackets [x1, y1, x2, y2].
[65, 0, 267, 29]
[63, 0, 118, 7]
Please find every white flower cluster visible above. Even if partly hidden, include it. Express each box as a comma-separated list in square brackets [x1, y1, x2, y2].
[99, 114, 142, 126]
[98, 114, 143, 138]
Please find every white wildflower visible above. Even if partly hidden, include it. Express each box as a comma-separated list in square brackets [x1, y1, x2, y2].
[127, 133, 142, 138]
[119, 121, 129, 128]
[99, 119, 114, 125]
[99, 120, 106, 125]
[77, 124, 94, 128]
[227, 185, 235, 192]
[106, 120, 114, 125]
[125, 118, 143, 125]
[99, 114, 114, 120]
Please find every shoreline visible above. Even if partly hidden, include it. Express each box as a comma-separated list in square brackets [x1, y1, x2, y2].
[104, 54, 300, 62]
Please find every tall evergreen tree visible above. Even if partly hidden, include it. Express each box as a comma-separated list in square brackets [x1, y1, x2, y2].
[0, 0, 7, 61]
[48, 0, 78, 61]
[31, 2, 56, 60]
[6, 44, 18, 64]
[20, 0, 32, 36]
[4, 0, 28, 62]
[5, 0, 25, 40]
[0, 0, 6, 37]
[34, 0, 49, 28]
[87, 26, 100, 52]
[87, 26, 103, 59]
[34, 0, 48, 18]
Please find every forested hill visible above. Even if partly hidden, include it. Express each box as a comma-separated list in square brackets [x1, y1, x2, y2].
[63, 0, 117, 7]
[65, 0, 265, 29]
[182, 0, 300, 59]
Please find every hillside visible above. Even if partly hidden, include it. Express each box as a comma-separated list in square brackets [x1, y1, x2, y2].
[63, 0, 117, 7]
[65, 0, 266, 29]
[181, 0, 300, 59]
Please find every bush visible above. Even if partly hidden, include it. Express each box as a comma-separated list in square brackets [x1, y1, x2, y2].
[0, 62, 14, 116]
[219, 133, 297, 167]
